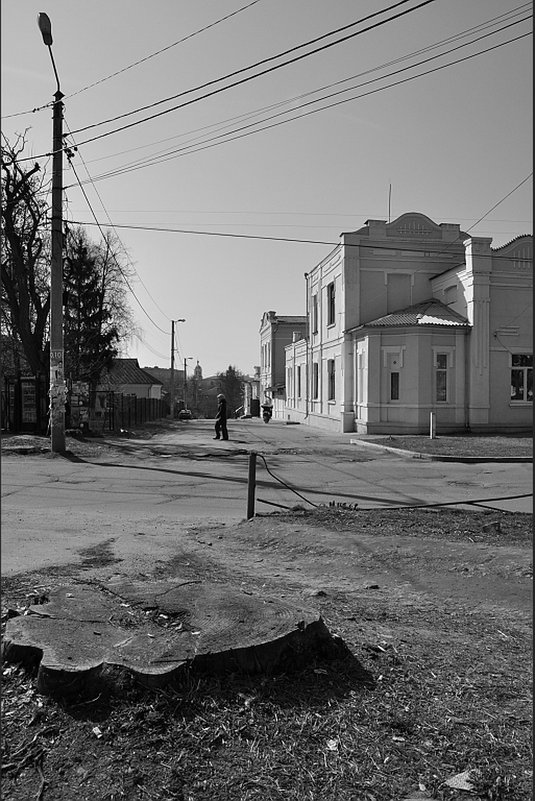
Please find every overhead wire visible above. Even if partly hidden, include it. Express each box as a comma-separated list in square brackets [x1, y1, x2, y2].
[63, 118, 171, 324]
[2, 0, 263, 119]
[18, 0, 438, 163]
[68, 214, 533, 262]
[67, 26, 533, 188]
[75, 4, 532, 172]
[65, 0, 263, 100]
[67, 0, 429, 136]
[66, 156, 169, 335]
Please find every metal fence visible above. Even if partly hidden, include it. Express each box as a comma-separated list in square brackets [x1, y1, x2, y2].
[1, 376, 167, 435]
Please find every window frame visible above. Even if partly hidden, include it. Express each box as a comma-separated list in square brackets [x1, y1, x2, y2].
[312, 362, 319, 399]
[511, 353, 533, 403]
[327, 281, 335, 327]
[327, 358, 335, 401]
[434, 351, 449, 403]
[312, 294, 318, 334]
[390, 371, 400, 401]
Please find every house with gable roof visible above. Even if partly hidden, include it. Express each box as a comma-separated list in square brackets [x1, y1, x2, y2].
[98, 358, 163, 399]
[280, 212, 532, 434]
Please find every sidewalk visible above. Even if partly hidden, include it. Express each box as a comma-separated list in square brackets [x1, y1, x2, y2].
[349, 434, 533, 463]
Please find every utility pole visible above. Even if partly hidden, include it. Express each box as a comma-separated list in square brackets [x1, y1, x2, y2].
[38, 13, 65, 452]
[169, 320, 175, 419]
[169, 319, 185, 418]
[183, 357, 187, 409]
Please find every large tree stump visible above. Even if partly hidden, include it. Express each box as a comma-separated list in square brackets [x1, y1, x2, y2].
[2, 580, 351, 696]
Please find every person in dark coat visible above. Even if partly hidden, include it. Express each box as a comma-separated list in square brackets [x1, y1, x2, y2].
[214, 393, 229, 440]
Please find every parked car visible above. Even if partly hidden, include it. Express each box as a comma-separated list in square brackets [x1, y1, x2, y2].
[178, 409, 193, 420]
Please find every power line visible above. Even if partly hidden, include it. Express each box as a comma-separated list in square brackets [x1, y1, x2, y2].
[68, 28, 532, 188]
[63, 118, 171, 324]
[50, 0, 439, 159]
[2, 0, 263, 119]
[66, 159, 170, 335]
[132, 333, 168, 362]
[68, 0, 426, 137]
[68, 214, 532, 261]
[464, 174, 534, 234]
[66, 0, 263, 100]
[77, 3, 530, 171]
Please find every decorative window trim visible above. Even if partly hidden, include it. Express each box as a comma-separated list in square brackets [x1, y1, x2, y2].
[382, 347, 405, 369]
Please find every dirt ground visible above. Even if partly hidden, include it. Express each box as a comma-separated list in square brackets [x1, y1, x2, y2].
[2, 501, 532, 800]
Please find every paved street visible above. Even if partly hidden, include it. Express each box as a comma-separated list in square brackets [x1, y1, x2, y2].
[1, 418, 532, 576]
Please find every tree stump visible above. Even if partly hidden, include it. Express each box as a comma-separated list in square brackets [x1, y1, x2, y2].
[2, 580, 352, 696]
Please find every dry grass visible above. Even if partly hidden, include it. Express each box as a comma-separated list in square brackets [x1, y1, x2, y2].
[2, 508, 532, 801]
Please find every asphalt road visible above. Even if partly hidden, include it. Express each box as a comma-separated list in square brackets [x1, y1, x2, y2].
[1, 418, 532, 576]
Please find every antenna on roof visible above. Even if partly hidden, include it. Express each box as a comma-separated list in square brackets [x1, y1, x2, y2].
[388, 183, 392, 223]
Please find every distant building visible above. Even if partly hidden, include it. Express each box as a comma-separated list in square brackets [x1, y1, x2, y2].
[259, 311, 307, 419]
[270, 212, 531, 434]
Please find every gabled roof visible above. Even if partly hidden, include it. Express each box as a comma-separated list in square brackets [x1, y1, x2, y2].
[354, 299, 469, 330]
[105, 358, 163, 385]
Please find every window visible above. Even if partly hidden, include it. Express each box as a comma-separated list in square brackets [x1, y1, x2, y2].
[435, 353, 448, 402]
[327, 282, 335, 326]
[312, 295, 318, 334]
[327, 359, 335, 400]
[390, 372, 399, 401]
[297, 366, 302, 398]
[511, 354, 533, 402]
[313, 362, 319, 399]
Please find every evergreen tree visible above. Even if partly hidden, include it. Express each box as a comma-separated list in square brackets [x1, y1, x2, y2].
[217, 365, 245, 417]
[63, 227, 119, 384]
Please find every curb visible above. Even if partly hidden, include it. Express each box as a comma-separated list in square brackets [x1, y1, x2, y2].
[349, 439, 533, 463]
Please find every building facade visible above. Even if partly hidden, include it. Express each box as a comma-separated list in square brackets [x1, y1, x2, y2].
[259, 311, 307, 418]
[281, 213, 532, 434]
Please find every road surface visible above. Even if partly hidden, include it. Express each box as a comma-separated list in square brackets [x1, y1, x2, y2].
[1, 419, 531, 576]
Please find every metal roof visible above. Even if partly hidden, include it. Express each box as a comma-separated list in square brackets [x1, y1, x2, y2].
[357, 299, 469, 329]
[105, 358, 163, 385]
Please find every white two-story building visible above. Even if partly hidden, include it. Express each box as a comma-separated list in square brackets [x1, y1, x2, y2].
[280, 212, 532, 434]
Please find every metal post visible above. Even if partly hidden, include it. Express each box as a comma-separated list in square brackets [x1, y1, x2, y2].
[430, 411, 436, 439]
[247, 452, 257, 519]
[169, 320, 175, 418]
[49, 89, 65, 452]
[183, 358, 187, 409]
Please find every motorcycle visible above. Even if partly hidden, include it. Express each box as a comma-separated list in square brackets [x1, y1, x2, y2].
[261, 404, 273, 423]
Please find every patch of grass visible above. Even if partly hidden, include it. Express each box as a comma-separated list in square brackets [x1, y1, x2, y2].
[365, 435, 532, 458]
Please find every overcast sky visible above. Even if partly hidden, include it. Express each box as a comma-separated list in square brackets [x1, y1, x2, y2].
[2, 0, 532, 377]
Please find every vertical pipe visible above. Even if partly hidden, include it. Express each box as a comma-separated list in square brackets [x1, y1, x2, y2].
[247, 452, 257, 519]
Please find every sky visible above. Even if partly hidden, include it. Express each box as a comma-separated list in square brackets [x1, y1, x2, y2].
[1, 0, 532, 378]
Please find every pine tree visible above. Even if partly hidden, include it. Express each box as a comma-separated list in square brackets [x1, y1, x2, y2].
[63, 228, 119, 385]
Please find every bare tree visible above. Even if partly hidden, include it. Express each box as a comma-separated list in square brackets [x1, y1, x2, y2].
[1, 133, 51, 377]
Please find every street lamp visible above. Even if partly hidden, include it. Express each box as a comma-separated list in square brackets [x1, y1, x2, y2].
[183, 357, 193, 408]
[37, 12, 65, 452]
[169, 319, 185, 419]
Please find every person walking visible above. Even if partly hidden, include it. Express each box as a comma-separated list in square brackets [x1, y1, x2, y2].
[213, 393, 229, 440]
